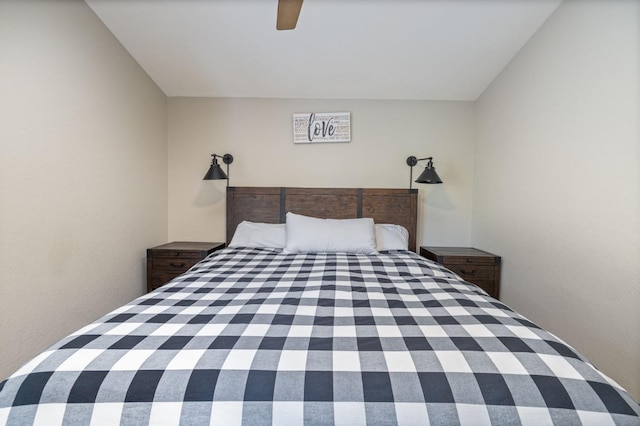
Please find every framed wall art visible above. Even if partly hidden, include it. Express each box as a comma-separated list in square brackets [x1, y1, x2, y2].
[293, 112, 351, 144]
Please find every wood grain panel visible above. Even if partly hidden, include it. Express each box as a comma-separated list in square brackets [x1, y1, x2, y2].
[285, 188, 358, 219]
[362, 189, 417, 251]
[226, 187, 281, 242]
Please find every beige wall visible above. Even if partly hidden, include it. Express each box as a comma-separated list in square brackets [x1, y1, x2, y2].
[0, 0, 167, 379]
[473, 0, 640, 399]
[167, 98, 475, 247]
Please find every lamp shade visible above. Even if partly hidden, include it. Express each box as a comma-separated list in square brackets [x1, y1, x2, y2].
[203, 158, 227, 180]
[203, 153, 233, 181]
[415, 161, 442, 184]
[406, 156, 443, 189]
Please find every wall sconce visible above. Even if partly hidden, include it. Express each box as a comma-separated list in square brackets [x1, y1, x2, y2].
[406, 156, 443, 189]
[203, 153, 234, 186]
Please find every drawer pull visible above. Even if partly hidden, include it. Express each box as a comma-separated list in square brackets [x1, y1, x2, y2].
[460, 269, 477, 275]
[170, 262, 186, 268]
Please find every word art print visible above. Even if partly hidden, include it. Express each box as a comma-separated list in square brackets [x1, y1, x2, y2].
[293, 112, 351, 143]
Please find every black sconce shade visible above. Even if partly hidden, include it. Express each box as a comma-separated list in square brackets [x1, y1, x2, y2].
[406, 156, 443, 189]
[204, 153, 234, 183]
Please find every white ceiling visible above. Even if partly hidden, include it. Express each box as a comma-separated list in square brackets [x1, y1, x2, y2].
[86, 0, 562, 101]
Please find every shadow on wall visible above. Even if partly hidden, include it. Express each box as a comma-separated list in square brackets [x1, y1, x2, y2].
[194, 181, 226, 207]
[423, 185, 455, 211]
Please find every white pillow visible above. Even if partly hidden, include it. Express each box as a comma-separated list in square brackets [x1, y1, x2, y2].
[375, 224, 409, 251]
[284, 212, 377, 254]
[229, 221, 286, 249]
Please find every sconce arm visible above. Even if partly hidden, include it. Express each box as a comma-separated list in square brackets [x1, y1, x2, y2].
[212, 153, 234, 165]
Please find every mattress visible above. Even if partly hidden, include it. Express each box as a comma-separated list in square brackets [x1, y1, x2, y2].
[1, 248, 638, 425]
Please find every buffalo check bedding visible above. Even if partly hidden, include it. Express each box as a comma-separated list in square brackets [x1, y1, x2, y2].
[1, 247, 638, 425]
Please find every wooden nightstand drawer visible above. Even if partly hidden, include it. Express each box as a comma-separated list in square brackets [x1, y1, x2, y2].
[152, 256, 200, 272]
[439, 255, 498, 266]
[471, 280, 496, 297]
[149, 272, 182, 289]
[420, 246, 502, 299]
[447, 264, 495, 281]
[146, 241, 225, 292]
[152, 250, 202, 259]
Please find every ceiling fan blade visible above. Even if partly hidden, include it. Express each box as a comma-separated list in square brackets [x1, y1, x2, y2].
[277, 0, 303, 30]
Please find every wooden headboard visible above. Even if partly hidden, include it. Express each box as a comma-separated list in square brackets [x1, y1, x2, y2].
[226, 187, 419, 251]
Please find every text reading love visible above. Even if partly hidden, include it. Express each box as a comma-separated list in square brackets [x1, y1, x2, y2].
[307, 113, 336, 141]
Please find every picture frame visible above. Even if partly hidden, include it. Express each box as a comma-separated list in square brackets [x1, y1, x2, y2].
[293, 112, 351, 144]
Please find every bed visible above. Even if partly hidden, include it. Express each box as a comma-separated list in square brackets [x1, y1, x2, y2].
[1, 187, 638, 425]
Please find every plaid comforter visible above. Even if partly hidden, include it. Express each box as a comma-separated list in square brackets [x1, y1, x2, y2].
[1, 248, 638, 425]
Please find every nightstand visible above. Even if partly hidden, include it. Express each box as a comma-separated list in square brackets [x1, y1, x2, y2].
[146, 241, 225, 292]
[420, 246, 502, 299]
